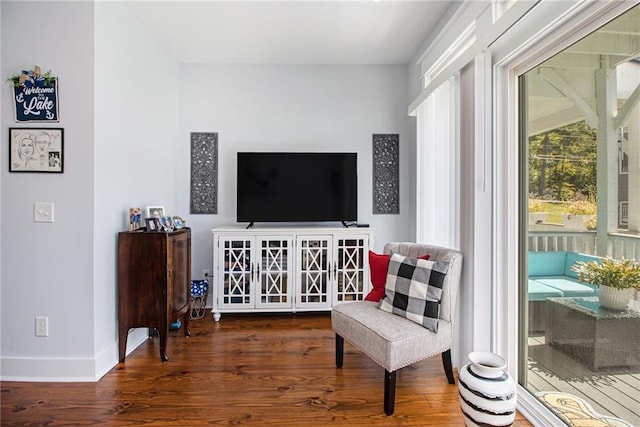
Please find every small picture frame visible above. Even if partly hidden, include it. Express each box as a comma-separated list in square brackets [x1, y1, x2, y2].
[173, 216, 185, 229]
[9, 127, 64, 173]
[145, 217, 161, 231]
[129, 207, 143, 231]
[160, 216, 174, 231]
[146, 206, 165, 218]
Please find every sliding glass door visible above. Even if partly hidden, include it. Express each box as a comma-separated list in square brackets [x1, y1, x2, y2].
[519, 5, 640, 425]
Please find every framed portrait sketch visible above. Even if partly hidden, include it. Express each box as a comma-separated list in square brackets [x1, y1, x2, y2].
[146, 206, 165, 218]
[9, 127, 63, 173]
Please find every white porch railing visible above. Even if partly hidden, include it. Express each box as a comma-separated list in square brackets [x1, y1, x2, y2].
[528, 231, 597, 254]
[528, 231, 640, 301]
[609, 232, 640, 260]
[528, 231, 640, 258]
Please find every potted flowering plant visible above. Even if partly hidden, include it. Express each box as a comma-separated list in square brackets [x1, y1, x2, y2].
[562, 200, 596, 231]
[572, 257, 640, 310]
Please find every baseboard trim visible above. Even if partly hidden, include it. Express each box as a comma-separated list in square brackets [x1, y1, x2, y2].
[1, 328, 149, 382]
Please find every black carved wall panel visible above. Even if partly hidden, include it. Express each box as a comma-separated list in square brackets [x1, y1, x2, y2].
[190, 132, 218, 214]
[373, 134, 399, 214]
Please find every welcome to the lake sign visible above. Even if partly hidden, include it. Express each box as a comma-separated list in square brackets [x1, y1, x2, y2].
[8, 66, 59, 122]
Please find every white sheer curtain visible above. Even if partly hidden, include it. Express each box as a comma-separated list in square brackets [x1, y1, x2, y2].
[416, 76, 458, 247]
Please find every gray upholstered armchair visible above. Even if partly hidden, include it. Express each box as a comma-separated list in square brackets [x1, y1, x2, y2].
[331, 242, 463, 415]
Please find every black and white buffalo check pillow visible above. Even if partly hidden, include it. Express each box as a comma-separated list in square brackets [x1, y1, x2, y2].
[378, 252, 449, 333]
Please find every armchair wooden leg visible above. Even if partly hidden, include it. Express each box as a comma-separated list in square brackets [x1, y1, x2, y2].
[442, 349, 455, 384]
[384, 370, 396, 415]
[335, 334, 344, 368]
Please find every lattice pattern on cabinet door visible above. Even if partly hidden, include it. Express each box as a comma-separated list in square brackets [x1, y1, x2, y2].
[299, 239, 329, 304]
[336, 238, 365, 302]
[259, 239, 289, 305]
[222, 239, 252, 305]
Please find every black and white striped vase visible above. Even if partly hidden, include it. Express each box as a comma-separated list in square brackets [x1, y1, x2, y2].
[458, 352, 517, 426]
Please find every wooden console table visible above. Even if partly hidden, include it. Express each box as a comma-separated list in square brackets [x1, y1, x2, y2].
[118, 228, 192, 362]
[546, 297, 640, 370]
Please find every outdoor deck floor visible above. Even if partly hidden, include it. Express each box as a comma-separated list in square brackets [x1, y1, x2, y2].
[526, 335, 640, 426]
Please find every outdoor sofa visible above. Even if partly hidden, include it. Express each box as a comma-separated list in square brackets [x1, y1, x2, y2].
[528, 251, 600, 332]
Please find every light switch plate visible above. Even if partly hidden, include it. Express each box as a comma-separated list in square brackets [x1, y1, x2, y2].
[34, 202, 54, 223]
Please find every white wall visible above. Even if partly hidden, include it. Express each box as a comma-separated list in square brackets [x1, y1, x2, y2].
[1, 1, 181, 380]
[93, 2, 181, 375]
[179, 64, 416, 280]
[0, 1, 3, 365]
[1, 1, 96, 378]
[1, 3, 415, 381]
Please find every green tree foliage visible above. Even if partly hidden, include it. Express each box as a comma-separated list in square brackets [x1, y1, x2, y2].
[528, 120, 597, 201]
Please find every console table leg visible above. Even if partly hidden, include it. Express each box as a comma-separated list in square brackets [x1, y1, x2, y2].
[183, 312, 191, 337]
[118, 326, 129, 363]
[159, 320, 169, 362]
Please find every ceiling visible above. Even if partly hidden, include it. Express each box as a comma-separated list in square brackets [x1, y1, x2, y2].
[124, 1, 457, 65]
[526, 3, 640, 135]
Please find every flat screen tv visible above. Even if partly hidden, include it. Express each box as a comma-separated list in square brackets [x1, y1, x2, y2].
[237, 152, 357, 224]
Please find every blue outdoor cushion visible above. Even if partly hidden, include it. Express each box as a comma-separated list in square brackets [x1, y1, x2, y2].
[528, 251, 567, 277]
[528, 280, 563, 301]
[534, 276, 597, 297]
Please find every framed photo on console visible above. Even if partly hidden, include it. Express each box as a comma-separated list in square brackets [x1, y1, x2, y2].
[173, 216, 185, 229]
[160, 216, 174, 231]
[146, 217, 161, 231]
[146, 206, 165, 218]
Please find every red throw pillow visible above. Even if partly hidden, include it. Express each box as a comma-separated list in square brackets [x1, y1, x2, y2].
[364, 250, 430, 302]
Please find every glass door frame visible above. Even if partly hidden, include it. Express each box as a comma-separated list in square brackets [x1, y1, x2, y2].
[489, 1, 639, 424]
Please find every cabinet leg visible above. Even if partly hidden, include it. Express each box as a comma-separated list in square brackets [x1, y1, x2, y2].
[183, 312, 191, 337]
[159, 320, 169, 362]
[118, 326, 129, 363]
[213, 311, 221, 322]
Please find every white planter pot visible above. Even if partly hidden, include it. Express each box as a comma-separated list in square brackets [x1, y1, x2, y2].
[561, 213, 595, 231]
[599, 286, 633, 311]
[458, 352, 517, 427]
[528, 212, 548, 225]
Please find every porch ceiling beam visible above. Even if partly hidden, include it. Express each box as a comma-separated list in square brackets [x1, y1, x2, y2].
[541, 53, 601, 70]
[543, 53, 632, 69]
[597, 7, 640, 36]
[539, 69, 598, 128]
[615, 80, 640, 128]
[566, 32, 640, 58]
[528, 105, 585, 136]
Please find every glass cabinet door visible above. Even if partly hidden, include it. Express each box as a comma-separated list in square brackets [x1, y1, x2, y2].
[296, 236, 332, 309]
[256, 236, 292, 309]
[218, 237, 253, 309]
[334, 236, 368, 304]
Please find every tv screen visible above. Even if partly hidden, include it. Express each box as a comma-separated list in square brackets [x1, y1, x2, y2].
[237, 152, 357, 224]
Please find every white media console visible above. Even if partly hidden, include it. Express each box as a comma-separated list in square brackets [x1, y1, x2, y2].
[210, 225, 374, 321]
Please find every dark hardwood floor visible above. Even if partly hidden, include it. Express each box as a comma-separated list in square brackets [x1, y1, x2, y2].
[1, 312, 532, 426]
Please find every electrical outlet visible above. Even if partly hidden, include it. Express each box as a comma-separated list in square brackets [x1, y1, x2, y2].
[202, 269, 211, 280]
[34, 202, 54, 223]
[35, 316, 49, 337]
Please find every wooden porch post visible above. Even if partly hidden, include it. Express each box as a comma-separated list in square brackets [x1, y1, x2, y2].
[595, 56, 618, 256]
[626, 106, 640, 234]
